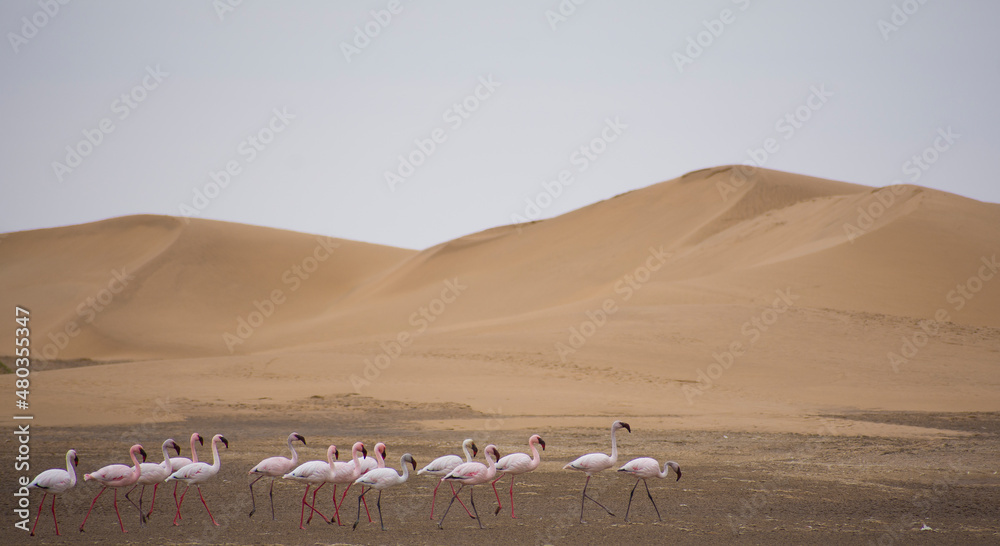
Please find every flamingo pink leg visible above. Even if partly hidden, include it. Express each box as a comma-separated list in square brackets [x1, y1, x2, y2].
[173, 485, 188, 525]
[172, 483, 183, 520]
[197, 486, 219, 526]
[30, 492, 49, 536]
[491, 476, 504, 511]
[305, 483, 324, 524]
[337, 483, 371, 523]
[444, 480, 478, 518]
[112, 489, 127, 533]
[146, 483, 159, 518]
[80, 486, 108, 532]
[508, 475, 518, 518]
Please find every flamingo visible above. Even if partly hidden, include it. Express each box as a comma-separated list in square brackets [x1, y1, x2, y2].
[358, 441, 387, 473]
[417, 438, 478, 520]
[79, 444, 147, 533]
[564, 420, 631, 523]
[166, 434, 228, 526]
[248, 432, 306, 519]
[27, 448, 78, 536]
[169, 433, 203, 519]
[491, 434, 546, 518]
[617, 457, 681, 522]
[282, 445, 339, 529]
[438, 444, 501, 529]
[325, 441, 371, 526]
[351, 453, 417, 531]
[127, 438, 180, 523]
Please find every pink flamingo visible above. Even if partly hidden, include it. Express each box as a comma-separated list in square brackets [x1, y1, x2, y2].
[80, 444, 147, 533]
[127, 438, 180, 523]
[282, 444, 339, 529]
[169, 433, 203, 519]
[27, 449, 78, 536]
[417, 438, 478, 520]
[491, 434, 545, 518]
[325, 441, 372, 525]
[438, 444, 500, 529]
[564, 420, 631, 523]
[617, 457, 681, 522]
[248, 432, 306, 519]
[351, 453, 417, 531]
[166, 434, 228, 526]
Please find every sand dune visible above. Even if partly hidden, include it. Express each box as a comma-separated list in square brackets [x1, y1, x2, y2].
[2, 166, 998, 429]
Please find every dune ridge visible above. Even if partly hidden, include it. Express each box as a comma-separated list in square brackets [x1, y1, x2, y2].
[2, 166, 998, 429]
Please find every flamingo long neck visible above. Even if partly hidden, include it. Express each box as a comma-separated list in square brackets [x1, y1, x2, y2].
[658, 462, 671, 479]
[190, 434, 200, 464]
[529, 439, 541, 467]
[609, 427, 619, 464]
[376, 445, 385, 467]
[327, 447, 337, 466]
[66, 451, 78, 487]
[287, 436, 299, 467]
[160, 442, 173, 471]
[352, 446, 364, 470]
[486, 449, 497, 479]
[129, 448, 143, 480]
[210, 438, 222, 471]
[462, 441, 474, 462]
[398, 457, 410, 482]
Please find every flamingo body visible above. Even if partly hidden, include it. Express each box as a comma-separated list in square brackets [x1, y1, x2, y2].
[492, 434, 545, 518]
[564, 420, 631, 523]
[80, 444, 147, 533]
[27, 449, 78, 536]
[351, 453, 416, 531]
[418, 438, 477, 519]
[248, 432, 306, 519]
[439, 445, 500, 529]
[617, 457, 681, 522]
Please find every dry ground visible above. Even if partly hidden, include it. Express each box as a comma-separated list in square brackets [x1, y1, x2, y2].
[2, 406, 998, 545]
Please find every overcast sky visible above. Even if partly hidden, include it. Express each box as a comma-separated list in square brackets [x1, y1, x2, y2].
[2, 1, 998, 249]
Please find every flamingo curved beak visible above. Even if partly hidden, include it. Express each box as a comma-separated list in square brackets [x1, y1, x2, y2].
[139, 447, 148, 462]
[471, 443, 479, 457]
[296, 434, 306, 445]
[172, 442, 181, 456]
[361, 446, 368, 458]
[334, 448, 340, 460]
[196, 434, 204, 446]
[220, 436, 230, 449]
[539, 438, 546, 450]
[621, 422, 632, 433]
[409, 456, 417, 470]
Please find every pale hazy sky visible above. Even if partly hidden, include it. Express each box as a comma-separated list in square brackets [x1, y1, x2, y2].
[2, 1, 998, 249]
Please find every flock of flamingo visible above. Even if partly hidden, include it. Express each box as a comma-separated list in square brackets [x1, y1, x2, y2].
[26, 420, 681, 536]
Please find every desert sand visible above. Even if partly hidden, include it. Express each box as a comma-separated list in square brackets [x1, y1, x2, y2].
[1, 166, 998, 544]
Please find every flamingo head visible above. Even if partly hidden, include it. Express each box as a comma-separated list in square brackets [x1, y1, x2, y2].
[292, 433, 306, 446]
[667, 461, 681, 481]
[328, 445, 339, 461]
[614, 421, 631, 433]
[377, 443, 387, 460]
[193, 433, 204, 446]
[530, 434, 546, 450]
[169, 440, 181, 456]
[403, 453, 417, 471]
[466, 439, 479, 458]
[354, 442, 367, 459]
[69, 449, 79, 468]
[486, 445, 501, 462]
[133, 445, 148, 462]
[216, 435, 229, 449]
